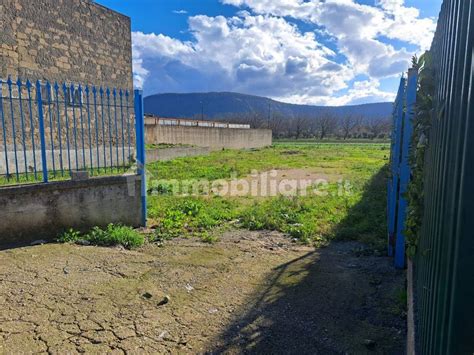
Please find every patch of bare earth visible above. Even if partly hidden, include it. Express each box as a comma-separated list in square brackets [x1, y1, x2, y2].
[218, 169, 343, 196]
[0, 232, 405, 354]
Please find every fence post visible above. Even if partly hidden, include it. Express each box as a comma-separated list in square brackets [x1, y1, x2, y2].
[394, 68, 418, 269]
[35, 80, 48, 183]
[134, 90, 147, 226]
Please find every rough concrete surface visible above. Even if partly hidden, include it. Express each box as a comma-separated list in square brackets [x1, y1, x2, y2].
[145, 125, 272, 150]
[0, 175, 142, 245]
[146, 147, 210, 163]
[0, 231, 405, 354]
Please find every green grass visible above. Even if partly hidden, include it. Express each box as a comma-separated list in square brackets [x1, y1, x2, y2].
[57, 224, 145, 249]
[0, 165, 133, 186]
[147, 144, 388, 181]
[147, 143, 389, 250]
[146, 143, 194, 150]
[274, 138, 391, 145]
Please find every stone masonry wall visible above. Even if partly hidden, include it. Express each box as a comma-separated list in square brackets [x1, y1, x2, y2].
[1, 0, 133, 92]
[0, 0, 135, 171]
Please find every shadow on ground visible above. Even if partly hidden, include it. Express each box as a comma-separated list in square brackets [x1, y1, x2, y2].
[333, 165, 390, 251]
[208, 166, 406, 354]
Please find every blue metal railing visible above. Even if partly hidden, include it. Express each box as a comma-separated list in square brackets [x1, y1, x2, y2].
[387, 67, 418, 269]
[0, 77, 138, 184]
[134, 90, 147, 226]
[387, 76, 406, 259]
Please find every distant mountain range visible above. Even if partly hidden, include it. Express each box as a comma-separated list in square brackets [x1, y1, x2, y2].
[144, 92, 393, 121]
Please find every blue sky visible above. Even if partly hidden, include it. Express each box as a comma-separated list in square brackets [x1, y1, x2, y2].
[97, 0, 442, 106]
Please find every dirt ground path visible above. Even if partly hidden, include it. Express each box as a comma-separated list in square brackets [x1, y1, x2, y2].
[0, 232, 405, 354]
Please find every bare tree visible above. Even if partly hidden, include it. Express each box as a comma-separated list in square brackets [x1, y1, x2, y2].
[291, 115, 310, 139]
[268, 111, 287, 136]
[316, 114, 338, 140]
[366, 117, 391, 139]
[339, 115, 363, 140]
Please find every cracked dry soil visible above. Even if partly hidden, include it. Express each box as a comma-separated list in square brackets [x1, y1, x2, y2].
[0, 231, 405, 354]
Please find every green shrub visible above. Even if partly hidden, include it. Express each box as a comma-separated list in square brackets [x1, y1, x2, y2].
[178, 199, 202, 216]
[148, 181, 175, 195]
[200, 231, 219, 244]
[57, 228, 81, 243]
[239, 196, 315, 242]
[56, 224, 144, 249]
[150, 196, 238, 242]
[196, 213, 221, 229]
[284, 223, 315, 244]
[153, 209, 188, 240]
[406, 53, 434, 258]
[88, 224, 144, 249]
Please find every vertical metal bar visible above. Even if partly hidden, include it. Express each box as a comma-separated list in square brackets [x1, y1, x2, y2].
[0, 80, 10, 181]
[428, 2, 461, 350]
[92, 86, 100, 171]
[7, 77, 19, 181]
[62, 83, 72, 173]
[44, 81, 55, 178]
[417, 5, 446, 350]
[106, 88, 113, 170]
[54, 83, 64, 177]
[387, 96, 397, 255]
[134, 89, 146, 226]
[16, 79, 29, 180]
[35, 80, 48, 183]
[99, 87, 107, 172]
[113, 88, 120, 169]
[70, 84, 79, 170]
[78, 85, 86, 170]
[119, 89, 126, 170]
[25, 80, 38, 180]
[440, 2, 473, 352]
[85, 86, 94, 172]
[126, 90, 131, 165]
[425, 2, 456, 350]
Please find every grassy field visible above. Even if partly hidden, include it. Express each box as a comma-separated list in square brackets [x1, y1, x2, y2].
[274, 138, 391, 145]
[146, 142, 390, 250]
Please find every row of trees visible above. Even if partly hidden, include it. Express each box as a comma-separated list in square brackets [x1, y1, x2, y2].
[217, 112, 392, 140]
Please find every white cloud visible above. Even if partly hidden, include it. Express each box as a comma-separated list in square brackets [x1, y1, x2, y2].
[326, 79, 396, 106]
[132, 32, 195, 89]
[173, 10, 188, 14]
[221, 0, 436, 59]
[376, 0, 436, 50]
[273, 78, 396, 106]
[132, 0, 436, 105]
[132, 13, 354, 103]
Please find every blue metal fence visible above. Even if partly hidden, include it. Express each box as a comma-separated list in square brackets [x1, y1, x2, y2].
[387, 67, 418, 269]
[414, 0, 474, 352]
[387, 1, 474, 351]
[0, 77, 140, 184]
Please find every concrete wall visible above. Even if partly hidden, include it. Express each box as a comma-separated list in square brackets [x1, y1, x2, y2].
[146, 146, 210, 163]
[0, 175, 143, 245]
[145, 125, 273, 150]
[0, 146, 133, 174]
[1, 0, 133, 91]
